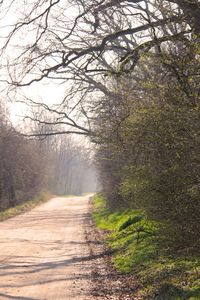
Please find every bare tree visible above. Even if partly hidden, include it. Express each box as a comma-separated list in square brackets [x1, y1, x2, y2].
[47, 134, 98, 195]
[0, 0, 196, 136]
[0, 102, 50, 209]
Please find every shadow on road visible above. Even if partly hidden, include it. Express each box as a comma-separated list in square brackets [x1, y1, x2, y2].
[0, 293, 39, 300]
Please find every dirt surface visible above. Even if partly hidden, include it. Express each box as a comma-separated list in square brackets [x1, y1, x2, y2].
[0, 195, 138, 300]
[0, 196, 94, 300]
[86, 211, 139, 300]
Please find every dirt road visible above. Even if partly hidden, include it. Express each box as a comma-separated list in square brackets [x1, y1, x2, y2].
[0, 195, 97, 300]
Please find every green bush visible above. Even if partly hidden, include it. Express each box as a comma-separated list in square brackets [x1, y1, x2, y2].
[120, 103, 200, 251]
[93, 194, 200, 299]
[119, 215, 143, 231]
[95, 45, 200, 253]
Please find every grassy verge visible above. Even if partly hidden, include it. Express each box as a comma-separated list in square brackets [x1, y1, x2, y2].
[92, 194, 200, 300]
[0, 191, 51, 221]
[56, 194, 77, 198]
[58, 193, 93, 197]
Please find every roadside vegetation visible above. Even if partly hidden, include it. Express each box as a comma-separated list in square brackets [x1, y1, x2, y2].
[0, 192, 51, 221]
[1, 1, 200, 298]
[0, 102, 97, 213]
[93, 194, 200, 299]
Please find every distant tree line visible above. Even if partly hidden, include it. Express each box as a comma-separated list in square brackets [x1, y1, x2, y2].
[94, 31, 200, 252]
[0, 103, 97, 211]
[1, 0, 200, 252]
[59, 0, 200, 254]
[0, 103, 49, 210]
[49, 135, 98, 195]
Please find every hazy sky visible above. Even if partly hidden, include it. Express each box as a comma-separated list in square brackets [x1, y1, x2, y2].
[0, 1, 72, 124]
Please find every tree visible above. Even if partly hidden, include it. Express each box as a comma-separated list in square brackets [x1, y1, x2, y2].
[49, 134, 98, 195]
[0, 102, 50, 209]
[95, 38, 200, 251]
[0, 0, 197, 136]
[1, 0, 200, 252]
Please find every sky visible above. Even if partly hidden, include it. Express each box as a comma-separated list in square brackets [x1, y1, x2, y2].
[0, 1, 72, 124]
[8, 82, 66, 124]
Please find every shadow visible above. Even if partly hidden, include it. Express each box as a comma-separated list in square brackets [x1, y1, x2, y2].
[2, 211, 91, 226]
[154, 284, 200, 300]
[0, 293, 38, 300]
[0, 249, 113, 279]
[0, 238, 101, 247]
[0, 200, 135, 299]
[0, 246, 136, 299]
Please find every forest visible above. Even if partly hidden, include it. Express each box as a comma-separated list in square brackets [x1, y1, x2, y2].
[0, 101, 97, 210]
[0, 0, 200, 298]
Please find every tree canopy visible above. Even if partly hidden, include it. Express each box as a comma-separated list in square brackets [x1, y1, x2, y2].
[1, 0, 200, 252]
[0, 0, 199, 135]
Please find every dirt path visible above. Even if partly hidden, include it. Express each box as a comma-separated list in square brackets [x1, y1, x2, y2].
[0, 195, 97, 300]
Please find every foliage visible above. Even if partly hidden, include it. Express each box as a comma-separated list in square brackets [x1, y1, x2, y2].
[120, 101, 200, 250]
[48, 135, 98, 195]
[93, 194, 200, 299]
[0, 191, 51, 221]
[0, 0, 199, 138]
[95, 41, 200, 252]
[1, 0, 200, 269]
[0, 104, 96, 211]
[0, 106, 49, 210]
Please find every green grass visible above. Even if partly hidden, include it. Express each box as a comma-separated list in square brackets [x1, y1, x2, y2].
[0, 191, 51, 221]
[56, 193, 92, 198]
[81, 192, 94, 196]
[92, 194, 200, 299]
[56, 194, 77, 198]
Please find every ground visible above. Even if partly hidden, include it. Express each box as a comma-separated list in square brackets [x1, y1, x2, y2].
[0, 195, 136, 300]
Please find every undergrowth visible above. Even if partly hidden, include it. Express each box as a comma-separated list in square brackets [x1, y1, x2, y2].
[92, 194, 200, 300]
[0, 191, 51, 221]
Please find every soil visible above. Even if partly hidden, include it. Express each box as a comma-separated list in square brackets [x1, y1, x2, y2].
[86, 200, 140, 300]
[0, 195, 139, 300]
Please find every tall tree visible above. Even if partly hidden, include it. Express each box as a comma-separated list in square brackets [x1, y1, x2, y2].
[0, 0, 196, 136]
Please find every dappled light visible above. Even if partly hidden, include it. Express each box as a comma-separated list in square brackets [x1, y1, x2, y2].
[0, 0, 200, 298]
